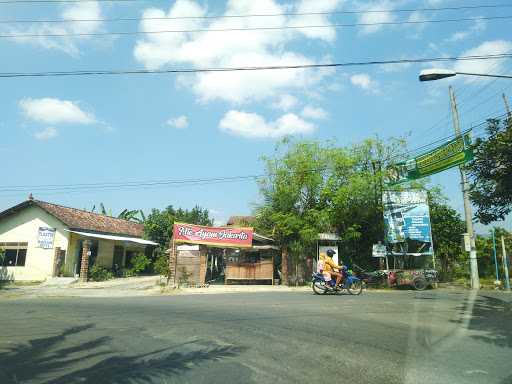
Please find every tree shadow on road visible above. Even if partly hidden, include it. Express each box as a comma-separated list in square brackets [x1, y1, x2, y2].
[0, 323, 246, 384]
[452, 295, 512, 348]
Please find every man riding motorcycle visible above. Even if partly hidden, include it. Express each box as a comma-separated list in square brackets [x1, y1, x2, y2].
[321, 249, 344, 289]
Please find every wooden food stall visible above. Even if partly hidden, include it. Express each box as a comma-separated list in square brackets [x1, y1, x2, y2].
[169, 223, 279, 286]
[224, 243, 278, 285]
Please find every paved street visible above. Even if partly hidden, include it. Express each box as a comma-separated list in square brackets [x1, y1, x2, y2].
[0, 290, 511, 384]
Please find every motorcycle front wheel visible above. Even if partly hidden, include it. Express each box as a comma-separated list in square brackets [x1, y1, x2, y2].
[347, 280, 363, 295]
[312, 280, 328, 295]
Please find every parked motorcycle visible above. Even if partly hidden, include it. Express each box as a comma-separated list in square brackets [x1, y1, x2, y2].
[311, 266, 364, 295]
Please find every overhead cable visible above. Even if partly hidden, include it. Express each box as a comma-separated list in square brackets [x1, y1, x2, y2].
[1, 3, 511, 22]
[1, 53, 512, 78]
[2, 15, 511, 38]
[0, 112, 507, 196]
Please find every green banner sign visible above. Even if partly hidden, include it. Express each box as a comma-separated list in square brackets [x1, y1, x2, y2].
[386, 132, 473, 185]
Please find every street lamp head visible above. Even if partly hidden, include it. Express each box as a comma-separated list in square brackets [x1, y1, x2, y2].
[419, 68, 457, 82]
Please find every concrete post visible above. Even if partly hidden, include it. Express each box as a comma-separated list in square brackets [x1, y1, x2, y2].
[281, 247, 289, 286]
[449, 86, 480, 290]
[501, 236, 510, 291]
[79, 240, 91, 282]
[167, 240, 177, 287]
[52, 247, 61, 277]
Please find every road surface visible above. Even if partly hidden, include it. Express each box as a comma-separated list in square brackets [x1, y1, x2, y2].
[0, 290, 511, 383]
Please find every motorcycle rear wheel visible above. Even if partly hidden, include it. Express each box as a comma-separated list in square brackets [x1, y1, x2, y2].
[347, 280, 363, 295]
[312, 281, 328, 295]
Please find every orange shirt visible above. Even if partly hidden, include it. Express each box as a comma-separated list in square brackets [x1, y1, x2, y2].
[323, 257, 341, 273]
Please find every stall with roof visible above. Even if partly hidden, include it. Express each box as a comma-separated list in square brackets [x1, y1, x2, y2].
[167, 222, 279, 286]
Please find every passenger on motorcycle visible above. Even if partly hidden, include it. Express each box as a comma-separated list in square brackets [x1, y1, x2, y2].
[322, 249, 344, 289]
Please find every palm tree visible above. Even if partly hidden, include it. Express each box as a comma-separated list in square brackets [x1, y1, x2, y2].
[117, 209, 145, 223]
[89, 204, 145, 223]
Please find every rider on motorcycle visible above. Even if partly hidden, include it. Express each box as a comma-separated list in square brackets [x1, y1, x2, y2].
[323, 249, 344, 289]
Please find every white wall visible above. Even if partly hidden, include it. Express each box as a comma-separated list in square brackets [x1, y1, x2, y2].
[0, 206, 69, 281]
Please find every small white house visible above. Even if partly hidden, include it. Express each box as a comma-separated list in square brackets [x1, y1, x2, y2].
[0, 197, 157, 282]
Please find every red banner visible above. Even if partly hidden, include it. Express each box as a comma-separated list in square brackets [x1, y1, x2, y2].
[172, 223, 254, 248]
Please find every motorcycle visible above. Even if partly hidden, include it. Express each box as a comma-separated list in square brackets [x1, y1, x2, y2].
[311, 266, 364, 295]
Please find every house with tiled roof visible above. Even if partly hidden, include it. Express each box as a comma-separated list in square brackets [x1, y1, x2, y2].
[0, 197, 157, 282]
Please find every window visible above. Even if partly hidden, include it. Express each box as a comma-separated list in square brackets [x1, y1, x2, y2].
[0, 242, 28, 267]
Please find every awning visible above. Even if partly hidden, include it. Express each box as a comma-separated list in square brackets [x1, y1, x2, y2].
[253, 232, 274, 243]
[66, 230, 158, 246]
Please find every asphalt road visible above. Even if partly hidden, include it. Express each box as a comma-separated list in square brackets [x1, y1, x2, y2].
[0, 289, 511, 384]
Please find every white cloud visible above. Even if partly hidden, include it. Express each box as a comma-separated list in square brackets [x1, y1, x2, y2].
[445, 19, 487, 43]
[301, 105, 328, 120]
[34, 127, 58, 141]
[350, 73, 380, 93]
[272, 94, 299, 111]
[19, 98, 96, 124]
[290, 0, 343, 42]
[454, 40, 512, 82]
[357, 0, 396, 35]
[167, 115, 189, 129]
[219, 110, 315, 139]
[380, 60, 412, 73]
[134, 0, 338, 104]
[4, 1, 103, 56]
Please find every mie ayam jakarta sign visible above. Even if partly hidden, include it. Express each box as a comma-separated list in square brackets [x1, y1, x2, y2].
[173, 223, 254, 248]
[386, 131, 474, 185]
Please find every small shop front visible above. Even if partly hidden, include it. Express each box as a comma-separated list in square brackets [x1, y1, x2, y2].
[168, 223, 279, 286]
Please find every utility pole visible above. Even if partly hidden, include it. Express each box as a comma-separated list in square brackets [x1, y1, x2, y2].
[492, 228, 499, 282]
[449, 86, 480, 289]
[501, 235, 511, 291]
[503, 93, 511, 119]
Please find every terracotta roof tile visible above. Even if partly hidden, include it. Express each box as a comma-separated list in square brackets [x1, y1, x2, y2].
[226, 216, 255, 226]
[34, 200, 144, 237]
[0, 199, 143, 237]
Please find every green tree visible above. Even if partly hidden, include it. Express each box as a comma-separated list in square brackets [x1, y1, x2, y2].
[117, 209, 145, 223]
[255, 137, 408, 283]
[143, 205, 213, 248]
[468, 117, 512, 224]
[428, 193, 466, 281]
[89, 204, 145, 223]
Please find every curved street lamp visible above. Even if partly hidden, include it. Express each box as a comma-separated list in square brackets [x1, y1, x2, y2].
[419, 68, 512, 82]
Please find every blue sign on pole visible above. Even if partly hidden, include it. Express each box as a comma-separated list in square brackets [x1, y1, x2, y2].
[383, 190, 433, 256]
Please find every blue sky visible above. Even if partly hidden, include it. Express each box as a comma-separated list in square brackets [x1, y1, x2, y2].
[1, 0, 511, 231]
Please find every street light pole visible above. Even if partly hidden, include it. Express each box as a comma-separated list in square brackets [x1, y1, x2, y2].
[449, 86, 480, 290]
[419, 69, 512, 82]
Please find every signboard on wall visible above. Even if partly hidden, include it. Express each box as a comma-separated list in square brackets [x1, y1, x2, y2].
[38, 227, 56, 249]
[385, 132, 473, 185]
[173, 223, 253, 248]
[383, 190, 433, 255]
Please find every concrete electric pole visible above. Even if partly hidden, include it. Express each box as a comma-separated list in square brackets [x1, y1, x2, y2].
[449, 86, 480, 290]
[501, 236, 511, 291]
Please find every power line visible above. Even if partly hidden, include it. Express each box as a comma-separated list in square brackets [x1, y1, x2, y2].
[0, 112, 507, 197]
[2, 4, 512, 23]
[2, 53, 512, 78]
[408, 51, 512, 145]
[2, 15, 511, 38]
[386, 112, 508, 162]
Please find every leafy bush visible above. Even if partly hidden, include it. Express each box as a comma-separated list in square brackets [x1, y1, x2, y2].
[153, 252, 169, 277]
[178, 266, 192, 286]
[129, 253, 151, 275]
[89, 265, 113, 282]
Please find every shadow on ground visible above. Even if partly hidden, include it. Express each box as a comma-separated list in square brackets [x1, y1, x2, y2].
[452, 295, 512, 348]
[0, 324, 246, 384]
